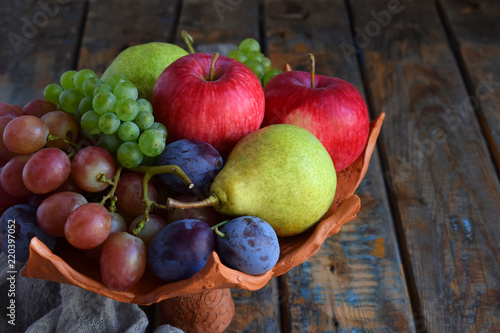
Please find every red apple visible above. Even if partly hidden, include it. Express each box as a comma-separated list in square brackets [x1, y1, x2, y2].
[152, 52, 265, 156]
[262, 57, 369, 171]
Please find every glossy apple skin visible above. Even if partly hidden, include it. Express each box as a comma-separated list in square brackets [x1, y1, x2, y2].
[262, 71, 369, 171]
[152, 53, 265, 156]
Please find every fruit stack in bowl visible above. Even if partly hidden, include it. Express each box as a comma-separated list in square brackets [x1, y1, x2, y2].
[0, 36, 382, 299]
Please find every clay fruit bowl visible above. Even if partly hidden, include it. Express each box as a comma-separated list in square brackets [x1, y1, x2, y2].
[22, 113, 385, 305]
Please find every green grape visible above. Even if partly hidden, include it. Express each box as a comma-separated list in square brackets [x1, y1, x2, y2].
[80, 110, 101, 135]
[227, 49, 248, 63]
[104, 73, 129, 90]
[138, 129, 166, 157]
[238, 38, 260, 54]
[100, 133, 123, 154]
[115, 98, 139, 121]
[93, 91, 117, 115]
[149, 122, 167, 138]
[117, 142, 143, 168]
[59, 88, 84, 114]
[94, 84, 113, 96]
[60, 70, 77, 90]
[246, 60, 265, 80]
[114, 82, 138, 100]
[98, 113, 121, 135]
[78, 96, 94, 114]
[82, 77, 103, 97]
[262, 68, 282, 86]
[74, 69, 97, 92]
[43, 83, 63, 104]
[262, 57, 272, 72]
[245, 51, 263, 63]
[137, 99, 153, 113]
[133, 111, 154, 130]
[117, 121, 140, 142]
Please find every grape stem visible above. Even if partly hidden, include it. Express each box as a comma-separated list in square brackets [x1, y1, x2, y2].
[208, 52, 219, 81]
[129, 164, 195, 235]
[46, 134, 78, 149]
[308, 53, 316, 88]
[167, 193, 219, 209]
[211, 220, 229, 238]
[182, 30, 196, 54]
[100, 166, 123, 212]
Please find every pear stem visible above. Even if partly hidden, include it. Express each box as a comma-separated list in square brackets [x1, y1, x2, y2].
[181, 30, 195, 54]
[167, 193, 219, 209]
[308, 53, 315, 88]
[208, 52, 219, 81]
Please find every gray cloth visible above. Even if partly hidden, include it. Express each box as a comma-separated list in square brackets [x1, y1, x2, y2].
[0, 253, 183, 333]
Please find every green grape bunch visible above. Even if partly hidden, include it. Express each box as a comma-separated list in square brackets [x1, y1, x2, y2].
[43, 69, 167, 169]
[226, 38, 283, 86]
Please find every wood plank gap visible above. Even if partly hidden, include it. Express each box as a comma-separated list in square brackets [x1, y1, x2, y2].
[258, 0, 267, 55]
[343, 1, 426, 332]
[71, 0, 89, 70]
[170, 0, 184, 44]
[278, 275, 291, 333]
[435, 0, 500, 184]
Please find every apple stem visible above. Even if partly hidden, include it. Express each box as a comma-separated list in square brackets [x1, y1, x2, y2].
[308, 53, 315, 88]
[208, 52, 219, 81]
[181, 30, 195, 54]
[167, 193, 219, 209]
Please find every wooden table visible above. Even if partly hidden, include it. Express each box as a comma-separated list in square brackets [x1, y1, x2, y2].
[1, 0, 500, 332]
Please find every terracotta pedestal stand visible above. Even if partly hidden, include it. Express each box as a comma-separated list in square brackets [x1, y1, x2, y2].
[158, 289, 235, 333]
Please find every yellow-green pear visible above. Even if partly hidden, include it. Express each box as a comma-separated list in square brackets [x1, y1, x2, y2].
[101, 42, 188, 100]
[169, 124, 337, 237]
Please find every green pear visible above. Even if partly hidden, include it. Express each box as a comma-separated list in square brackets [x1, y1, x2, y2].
[169, 124, 337, 237]
[101, 42, 188, 100]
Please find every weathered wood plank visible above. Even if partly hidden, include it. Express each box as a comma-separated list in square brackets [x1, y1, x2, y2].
[264, 1, 415, 332]
[174, 1, 282, 332]
[438, 0, 500, 178]
[348, 0, 500, 331]
[77, 0, 182, 75]
[174, 0, 260, 50]
[0, 0, 87, 105]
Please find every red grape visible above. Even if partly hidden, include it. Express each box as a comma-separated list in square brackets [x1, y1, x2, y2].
[22, 99, 57, 118]
[22, 148, 71, 194]
[115, 172, 157, 217]
[0, 173, 27, 210]
[3, 115, 49, 154]
[71, 146, 116, 192]
[64, 203, 111, 249]
[0, 115, 17, 160]
[37, 191, 88, 237]
[0, 101, 22, 117]
[0, 154, 32, 197]
[41, 111, 79, 149]
[100, 232, 146, 291]
[129, 214, 167, 246]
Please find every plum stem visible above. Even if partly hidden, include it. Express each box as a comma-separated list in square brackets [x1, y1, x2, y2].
[100, 166, 123, 212]
[211, 220, 229, 238]
[167, 193, 219, 209]
[181, 30, 195, 54]
[208, 52, 219, 81]
[308, 53, 315, 88]
[129, 165, 194, 235]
